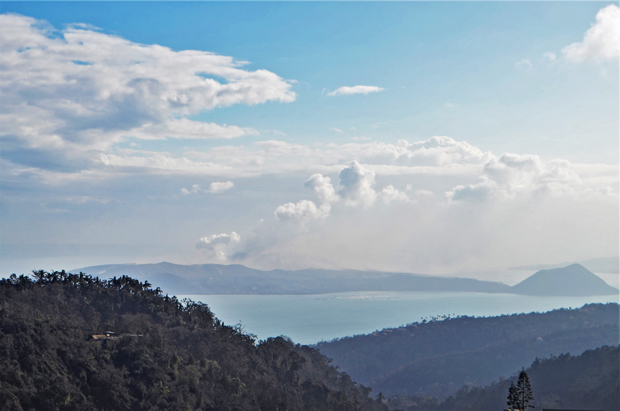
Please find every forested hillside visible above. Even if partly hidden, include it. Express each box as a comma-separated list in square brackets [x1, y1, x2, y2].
[316, 303, 619, 398]
[0, 271, 387, 411]
[389, 345, 619, 411]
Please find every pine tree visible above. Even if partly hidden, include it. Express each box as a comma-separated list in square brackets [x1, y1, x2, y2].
[506, 368, 535, 410]
[506, 381, 518, 411]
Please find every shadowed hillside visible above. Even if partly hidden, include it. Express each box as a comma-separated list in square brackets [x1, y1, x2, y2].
[316, 303, 619, 398]
[389, 345, 620, 411]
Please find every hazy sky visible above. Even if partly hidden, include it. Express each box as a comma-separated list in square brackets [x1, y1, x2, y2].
[1, 2, 618, 276]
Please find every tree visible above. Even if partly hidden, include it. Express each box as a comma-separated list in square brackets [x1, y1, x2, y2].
[507, 368, 535, 410]
[507, 381, 518, 410]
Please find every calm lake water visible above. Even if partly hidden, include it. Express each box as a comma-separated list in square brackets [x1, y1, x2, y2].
[180, 291, 620, 345]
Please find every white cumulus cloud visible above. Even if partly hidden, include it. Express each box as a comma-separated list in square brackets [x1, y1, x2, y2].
[338, 161, 377, 207]
[304, 174, 338, 203]
[446, 178, 496, 201]
[379, 185, 410, 205]
[207, 181, 235, 193]
[275, 161, 411, 224]
[196, 231, 241, 260]
[181, 181, 234, 195]
[446, 152, 606, 202]
[274, 200, 331, 223]
[562, 4, 620, 62]
[181, 184, 202, 195]
[327, 85, 384, 96]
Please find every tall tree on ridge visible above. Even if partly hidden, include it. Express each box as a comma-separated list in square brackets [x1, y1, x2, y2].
[507, 368, 535, 411]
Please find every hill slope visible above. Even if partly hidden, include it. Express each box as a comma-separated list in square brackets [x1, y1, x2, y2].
[390, 345, 620, 411]
[0, 271, 387, 411]
[316, 303, 619, 398]
[510, 263, 618, 296]
[72, 262, 511, 295]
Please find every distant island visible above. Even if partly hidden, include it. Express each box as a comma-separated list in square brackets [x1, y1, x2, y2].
[510, 263, 619, 296]
[510, 256, 619, 273]
[70, 262, 618, 297]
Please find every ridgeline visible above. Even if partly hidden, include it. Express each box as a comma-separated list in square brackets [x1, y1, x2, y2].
[316, 303, 619, 399]
[73, 262, 618, 296]
[389, 345, 619, 411]
[72, 262, 511, 295]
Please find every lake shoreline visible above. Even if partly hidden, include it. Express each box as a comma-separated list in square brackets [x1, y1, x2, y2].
[179, 291, 620, 345]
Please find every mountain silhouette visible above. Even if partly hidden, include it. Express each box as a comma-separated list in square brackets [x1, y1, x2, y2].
[71, 262, 511, 295]
[509, 263, 618, 296]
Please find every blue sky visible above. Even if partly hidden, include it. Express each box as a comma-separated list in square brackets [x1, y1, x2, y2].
[3, 2, 616, 160]
[0, 2, 618, 276]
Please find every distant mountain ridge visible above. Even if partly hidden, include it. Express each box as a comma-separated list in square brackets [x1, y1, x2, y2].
[72, 262, 511, 295]
[71, 262, 618, 296]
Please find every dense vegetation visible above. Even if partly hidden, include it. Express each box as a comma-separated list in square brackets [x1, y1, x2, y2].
[0, 271, 387, 411]
[388, 345, 619, 411]
[316, 303, 619, 398]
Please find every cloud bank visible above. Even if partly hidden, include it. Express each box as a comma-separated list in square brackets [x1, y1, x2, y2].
[0, 13, 295, 171]
[211, 135, 619, 273]
[1, 10, 616, 275]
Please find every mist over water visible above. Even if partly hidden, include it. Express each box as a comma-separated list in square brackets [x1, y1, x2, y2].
[181, 291, 619, 345]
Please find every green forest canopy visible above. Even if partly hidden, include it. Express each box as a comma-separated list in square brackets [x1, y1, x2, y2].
[0, 271, 388, 411]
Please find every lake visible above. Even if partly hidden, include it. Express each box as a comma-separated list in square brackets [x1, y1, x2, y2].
[180, 291, 620, 345]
